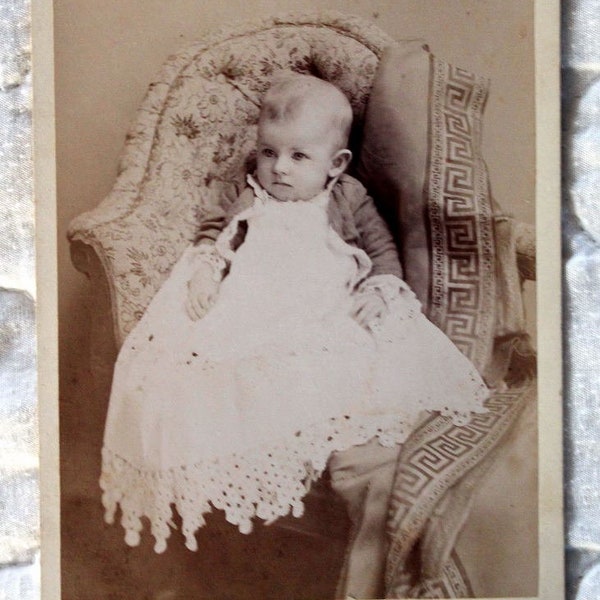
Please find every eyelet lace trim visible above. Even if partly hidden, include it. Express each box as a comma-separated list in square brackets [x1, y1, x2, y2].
[101, 413, 433, 553]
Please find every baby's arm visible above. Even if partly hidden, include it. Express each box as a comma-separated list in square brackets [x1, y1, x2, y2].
[186, 187, 255, 320]
[351, 188, 403, 279]
[349, 183, 410, 328]
[186, 202, 227, 320]
[185, 246, 224, 320]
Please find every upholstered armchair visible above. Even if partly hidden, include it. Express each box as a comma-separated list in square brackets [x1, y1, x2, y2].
[68, 12, 537, 598]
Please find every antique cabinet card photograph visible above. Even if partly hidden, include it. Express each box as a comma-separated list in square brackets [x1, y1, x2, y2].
[35, 0, 562, 598]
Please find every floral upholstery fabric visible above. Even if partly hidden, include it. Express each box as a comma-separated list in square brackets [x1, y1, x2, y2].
[67, 13, 393, 342]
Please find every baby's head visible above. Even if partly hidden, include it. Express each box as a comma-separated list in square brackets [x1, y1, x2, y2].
[256, 73, 353, 202]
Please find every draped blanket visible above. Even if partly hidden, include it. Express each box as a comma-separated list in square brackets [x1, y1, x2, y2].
[385, 382, 535, 597]
[357, 42, 535, 596]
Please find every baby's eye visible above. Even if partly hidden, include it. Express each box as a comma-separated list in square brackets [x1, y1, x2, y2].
[260, 148, 276, 158]
[292, 152, 308, 161]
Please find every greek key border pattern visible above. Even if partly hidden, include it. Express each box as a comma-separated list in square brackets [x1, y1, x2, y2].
[427, 58, 495, 372]
[386, 382, 534, 582]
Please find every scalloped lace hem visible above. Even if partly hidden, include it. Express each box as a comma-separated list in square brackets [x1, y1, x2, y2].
[100, 412, 435, 553]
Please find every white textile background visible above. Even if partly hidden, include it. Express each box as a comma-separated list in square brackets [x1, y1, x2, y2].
[0, 0, 596, 598]
[0, 0, 39, 598]
[564, 1, 600, 598]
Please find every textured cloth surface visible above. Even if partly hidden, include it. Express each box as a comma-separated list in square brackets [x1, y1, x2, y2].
[564, 1, 600, 598]
[0, 0, 40, 598]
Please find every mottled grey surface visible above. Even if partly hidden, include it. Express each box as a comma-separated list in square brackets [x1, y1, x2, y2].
[564, 1, 600, 598]
[0, 0, 39, 598]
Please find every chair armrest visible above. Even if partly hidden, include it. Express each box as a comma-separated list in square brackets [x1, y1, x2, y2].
[70, 240, 120, 389]
[70, 213, 192, 346]
[515, 221, 535, 281]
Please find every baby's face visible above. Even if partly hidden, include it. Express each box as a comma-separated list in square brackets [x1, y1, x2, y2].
[256, 113, 342, 202]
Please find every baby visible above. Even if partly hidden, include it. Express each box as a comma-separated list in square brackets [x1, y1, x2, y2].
[186, 74, 401, 328]
[101, 73, 488, 599]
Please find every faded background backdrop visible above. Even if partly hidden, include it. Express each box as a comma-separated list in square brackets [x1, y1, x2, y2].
[53, 1, 536, 598]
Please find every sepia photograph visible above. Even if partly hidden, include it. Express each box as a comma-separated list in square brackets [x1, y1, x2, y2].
[49, 1, 560, 598]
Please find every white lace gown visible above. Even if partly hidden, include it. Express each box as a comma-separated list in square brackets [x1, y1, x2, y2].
[101, 181, 488, 552]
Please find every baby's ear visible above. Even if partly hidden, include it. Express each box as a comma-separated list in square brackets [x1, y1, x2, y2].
[328, 149, 352, 178]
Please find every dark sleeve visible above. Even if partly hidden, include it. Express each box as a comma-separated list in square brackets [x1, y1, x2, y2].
[350, 183, 404, 279]
[193, 203, 227, 245]
[193, 186, 255, 246]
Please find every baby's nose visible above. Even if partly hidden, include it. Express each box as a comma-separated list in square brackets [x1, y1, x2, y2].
[273, 155, 290, 174]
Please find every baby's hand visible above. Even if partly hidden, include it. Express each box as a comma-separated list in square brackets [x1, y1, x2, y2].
[185, 263, 220, 320]
[351, 293, 388, 329]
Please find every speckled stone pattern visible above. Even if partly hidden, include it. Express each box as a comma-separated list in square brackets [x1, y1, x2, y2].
[0, 0, 39, 598]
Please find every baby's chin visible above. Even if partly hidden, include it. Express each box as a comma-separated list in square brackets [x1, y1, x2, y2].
[264, 182, 324, 202]
[268, 184, 300, 202]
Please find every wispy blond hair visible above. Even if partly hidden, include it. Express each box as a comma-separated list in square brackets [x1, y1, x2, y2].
[259, 73, 353, 150]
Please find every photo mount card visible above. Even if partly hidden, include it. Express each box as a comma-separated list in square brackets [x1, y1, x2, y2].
[34, 1, 562, 598]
